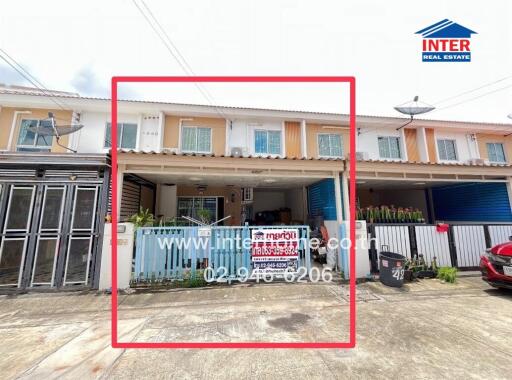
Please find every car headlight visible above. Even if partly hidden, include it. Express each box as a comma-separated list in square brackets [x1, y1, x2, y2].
[485, 250, 510, 264]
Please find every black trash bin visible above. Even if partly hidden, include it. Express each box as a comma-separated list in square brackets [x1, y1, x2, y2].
[379, 251, 406, 288]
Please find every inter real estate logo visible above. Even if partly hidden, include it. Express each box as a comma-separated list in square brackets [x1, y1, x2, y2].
[416, 19, 477, 62]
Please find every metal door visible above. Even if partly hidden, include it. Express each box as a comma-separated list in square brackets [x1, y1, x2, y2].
[0, 183, 100, 289]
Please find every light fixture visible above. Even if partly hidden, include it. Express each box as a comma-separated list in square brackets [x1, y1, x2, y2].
[413, 182, 426, 185]
[394, 96, 435, 130]
[356, 181, 367, 184]
[68, 174, 77, 181]
[263, 178, 276, 183]
[189, 177, 202, 181]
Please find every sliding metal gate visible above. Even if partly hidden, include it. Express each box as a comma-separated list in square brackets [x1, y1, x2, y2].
[368, 223, 512, 271]
[0, 182, 105, 289]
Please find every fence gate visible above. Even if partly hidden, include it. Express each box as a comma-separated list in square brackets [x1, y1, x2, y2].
[133, 225, 311, 283]
[368, 223, 512, 271]
[0, 183, 103, 289]
[452, 225, 487, 268]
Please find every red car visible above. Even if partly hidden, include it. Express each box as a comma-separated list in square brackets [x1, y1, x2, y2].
[480, 241, 512, 289]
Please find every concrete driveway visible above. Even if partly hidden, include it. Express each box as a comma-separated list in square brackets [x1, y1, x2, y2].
[0, 276, 511, 379]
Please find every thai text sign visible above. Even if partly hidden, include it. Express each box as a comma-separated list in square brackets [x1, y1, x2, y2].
[251, 228, 299, 273]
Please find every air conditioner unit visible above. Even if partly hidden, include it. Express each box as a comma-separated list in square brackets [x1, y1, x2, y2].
[241, 187, 253, 203]
[162, 147, 178, 154]
[356, 151, 369, 160]
[231, 147, 244, 157]
[467, 158, 487, 166]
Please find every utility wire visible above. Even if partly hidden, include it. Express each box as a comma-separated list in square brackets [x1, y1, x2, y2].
[434, 84, 512, 111]
[132, 0, 229, 120]
[432, 75, 512, 105]
[0, 48, 72, 113]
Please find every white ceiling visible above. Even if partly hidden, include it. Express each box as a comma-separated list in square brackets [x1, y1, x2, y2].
[137, 172, 322, 189]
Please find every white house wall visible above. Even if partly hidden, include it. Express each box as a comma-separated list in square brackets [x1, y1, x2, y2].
[75, 112, 141, 153]
[230, 119, 284, 157]
[434, 130, 474, 163]
[139, 115, 161, 152]
[356, 125, 406, 161]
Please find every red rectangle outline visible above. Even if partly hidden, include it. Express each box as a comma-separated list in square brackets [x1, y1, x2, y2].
[111, 76, 356, 349]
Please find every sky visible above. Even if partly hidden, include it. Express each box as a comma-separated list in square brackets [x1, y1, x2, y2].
[0, 0, 511, 123]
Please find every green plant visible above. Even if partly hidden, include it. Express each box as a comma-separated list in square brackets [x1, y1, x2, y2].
[128, 207, 155, 229]
[437, 267, 457, 283]
[196, 208, 211, 224]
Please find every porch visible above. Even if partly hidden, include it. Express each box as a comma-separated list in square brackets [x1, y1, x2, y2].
[115, 151, 348, 282]
[116, 151, 347, 228]
[355, 160, 512, 271]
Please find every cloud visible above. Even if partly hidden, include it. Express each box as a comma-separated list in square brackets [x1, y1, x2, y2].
[71, 66, 138, 99]
[71, 66, 109, 97]
[0, 64, 31, 86]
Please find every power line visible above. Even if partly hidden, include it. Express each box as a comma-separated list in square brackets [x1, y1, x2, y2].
[432, 75, 512, 105]
[0, 48, 72, 113]
[132, 0, 229, 120]
[434, 84, 512, 112]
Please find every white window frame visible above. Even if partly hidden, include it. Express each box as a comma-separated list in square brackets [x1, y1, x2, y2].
[486, 142, 507, 163]
[180, 126, 213, 154]
[377, 135, 402, 160]
[254, 129, 282, 156]
[16, 119, 53, 152]
[104, 122, 138, 150]
[317, 133, 343, 158]
[436, 138, 458, 161]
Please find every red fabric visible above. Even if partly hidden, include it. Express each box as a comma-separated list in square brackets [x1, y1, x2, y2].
[436, 223, 449, 233]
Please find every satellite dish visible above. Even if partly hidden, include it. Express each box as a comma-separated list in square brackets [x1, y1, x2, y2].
[394, 96, 435, 130]
[27, 112, 84, 153]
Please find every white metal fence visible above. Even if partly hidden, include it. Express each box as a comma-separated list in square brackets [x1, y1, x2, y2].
[368, 223, 512, 271]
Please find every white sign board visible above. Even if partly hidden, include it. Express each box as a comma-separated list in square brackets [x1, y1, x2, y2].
[251, 228, 299, 273]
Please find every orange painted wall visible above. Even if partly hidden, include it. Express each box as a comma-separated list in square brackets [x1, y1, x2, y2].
[306, 123, 349, 158]
[284, 121, 301, 158]
[163, 115, 225, 155]
[404, 128, 420, 162]
[425, 128, 437, 162]
[0, 107, 73, 152]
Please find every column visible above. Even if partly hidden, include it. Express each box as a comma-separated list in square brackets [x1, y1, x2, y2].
[117, 164, 125, 219]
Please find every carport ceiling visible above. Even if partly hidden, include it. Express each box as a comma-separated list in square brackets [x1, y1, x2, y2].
[356, 178, 505, 190]
[137, 173, 322, 188]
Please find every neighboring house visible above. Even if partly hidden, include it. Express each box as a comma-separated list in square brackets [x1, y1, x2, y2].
[0, 84, 511, 288]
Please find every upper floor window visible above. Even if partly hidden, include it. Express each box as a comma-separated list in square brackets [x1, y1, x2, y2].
[318, 134, 343, 157]
[437, 139, 457, 161]
[181, 126, 211, 153]
[17, 119, 53, 152]
[378, 136, 401, 159]
[487, 142, 506, 163]
[254, 130, 281, 155]
[104, 123, 137, 149]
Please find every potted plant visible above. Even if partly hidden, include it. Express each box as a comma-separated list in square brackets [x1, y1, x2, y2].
[128, 207, 155, 229]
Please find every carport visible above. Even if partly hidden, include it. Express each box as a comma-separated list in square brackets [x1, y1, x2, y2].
[356, 159, 512, 271]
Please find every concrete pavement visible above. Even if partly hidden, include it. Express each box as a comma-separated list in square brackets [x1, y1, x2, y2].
[0, 277, 511, 379]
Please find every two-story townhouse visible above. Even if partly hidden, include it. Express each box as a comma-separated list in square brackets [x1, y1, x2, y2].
[0, 85, 111, 290]
[1, 84, 512, 289]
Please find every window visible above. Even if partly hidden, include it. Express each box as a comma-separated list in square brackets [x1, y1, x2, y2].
[378, 136, 401, 159]
[487, 142, 506, 163]
[104, 123, 137, 149]
[177, 197, 219, 224]
[318, 134, 343, 157]
[437, 139, 457, 161]
[181, 126, 212, 153]
[17, 119, 53, 152]
[254, 130, 281, 155]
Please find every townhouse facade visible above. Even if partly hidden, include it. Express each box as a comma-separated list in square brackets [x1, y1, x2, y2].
[0, 84, 511, 289]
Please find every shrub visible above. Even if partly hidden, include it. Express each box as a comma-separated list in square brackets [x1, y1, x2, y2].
[437, 267, 457, 283]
